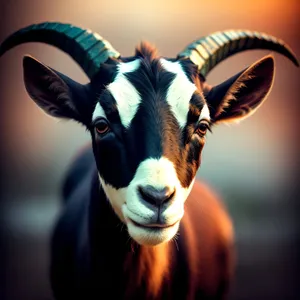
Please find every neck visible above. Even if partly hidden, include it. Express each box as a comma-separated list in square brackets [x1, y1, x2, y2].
[88, 170, 173, 298]
[124, 242, 172, 298]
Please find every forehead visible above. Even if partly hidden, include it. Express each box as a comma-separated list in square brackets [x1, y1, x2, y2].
[92, 58, 210, 126]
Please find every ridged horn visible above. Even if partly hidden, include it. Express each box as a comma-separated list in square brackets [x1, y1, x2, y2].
[0, 22, 120, 79]
[177, 30, 299, 77]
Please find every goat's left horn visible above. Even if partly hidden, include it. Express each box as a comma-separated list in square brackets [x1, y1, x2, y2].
[177, 30, 299, 77]
[0, 22, 120, 79]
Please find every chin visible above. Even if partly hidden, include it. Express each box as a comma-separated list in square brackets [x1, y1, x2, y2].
[127, 219, 180, 246]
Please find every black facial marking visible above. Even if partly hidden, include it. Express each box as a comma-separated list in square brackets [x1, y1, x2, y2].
[123, 59, 176, 172]
[98, 91, 122, 125]
[91, 44, 207, 189]
[188, 94, 207, 123]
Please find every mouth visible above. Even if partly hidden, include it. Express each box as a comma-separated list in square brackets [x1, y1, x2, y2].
[122, 205, 182, 245]
[129, 218, 179, 231]
[126, 217, 181, 246]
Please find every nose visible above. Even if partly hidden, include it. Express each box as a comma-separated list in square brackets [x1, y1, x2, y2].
[138, 185, 176, 207]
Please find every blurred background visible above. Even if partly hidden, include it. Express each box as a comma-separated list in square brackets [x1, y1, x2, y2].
[0, 0, 299, 299]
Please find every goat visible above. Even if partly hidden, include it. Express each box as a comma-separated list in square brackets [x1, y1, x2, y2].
[0, 22, 298, 300]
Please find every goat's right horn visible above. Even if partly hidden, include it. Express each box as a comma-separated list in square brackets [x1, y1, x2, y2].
[0, 22, 120, 79]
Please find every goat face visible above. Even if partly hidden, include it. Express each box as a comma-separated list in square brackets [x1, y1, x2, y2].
[90, 52, 211, 246]
[20, 45, 277, 246]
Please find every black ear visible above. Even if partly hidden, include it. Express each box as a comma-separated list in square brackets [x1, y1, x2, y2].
[23, 55, 82, 121]
[205, 55, 275, 123]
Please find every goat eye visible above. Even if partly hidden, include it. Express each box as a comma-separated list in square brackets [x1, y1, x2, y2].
[95, 119, 109, 135]
[196, 121, 209, 136]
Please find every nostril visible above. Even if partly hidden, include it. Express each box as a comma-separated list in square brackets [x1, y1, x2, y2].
[138, 185, 176, 207]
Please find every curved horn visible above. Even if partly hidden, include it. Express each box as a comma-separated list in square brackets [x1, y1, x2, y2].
[177, 30, 299, 77]
[0, 22, 120, 79]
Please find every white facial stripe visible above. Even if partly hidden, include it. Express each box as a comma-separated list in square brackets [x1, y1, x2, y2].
[92, 102, 107, 121]
[107, 59, 141, 128]
[160, 59, 197, 128]
[199, 103, 210, 121]
[129, 157, 180, 189]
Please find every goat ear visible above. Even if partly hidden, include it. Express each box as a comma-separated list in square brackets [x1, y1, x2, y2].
[23, 55, 81, 121]
[205, 55, 275, 123]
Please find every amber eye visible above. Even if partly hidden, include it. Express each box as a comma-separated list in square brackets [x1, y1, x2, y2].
[196, 121, 209, 136]
[95, 119, 110, 135]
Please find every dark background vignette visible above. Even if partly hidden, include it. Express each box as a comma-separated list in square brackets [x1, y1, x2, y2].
[0, 1, 299, 299]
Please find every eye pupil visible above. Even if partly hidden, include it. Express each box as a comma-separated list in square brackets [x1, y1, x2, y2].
[196, 121, 209, 136]
[199, 124, 207, 131]
[95, 120, 109, 134]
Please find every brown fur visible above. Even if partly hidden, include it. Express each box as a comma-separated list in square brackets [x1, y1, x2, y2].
[135, 41, 160, 61]
[124, 242, 171, 298]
